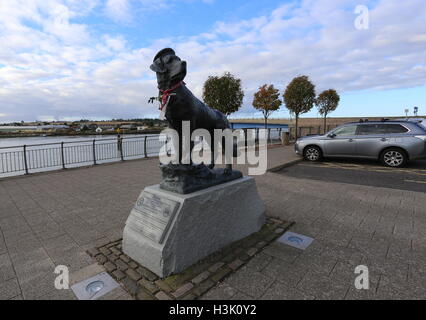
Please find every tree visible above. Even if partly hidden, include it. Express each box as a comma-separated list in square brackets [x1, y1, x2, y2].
[252, 84, 282, 128]
[316, 89, 340, 133]
[145, 120, 154, 127]
[202, 72, 244, 116]
[283, 75, 316, 138]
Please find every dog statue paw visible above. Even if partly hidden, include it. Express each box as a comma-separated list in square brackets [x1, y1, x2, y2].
[223, 168, 231, 176]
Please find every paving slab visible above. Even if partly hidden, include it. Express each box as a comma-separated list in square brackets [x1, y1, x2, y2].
[0, 146, 425, 300]
[0, 278, 21, 300]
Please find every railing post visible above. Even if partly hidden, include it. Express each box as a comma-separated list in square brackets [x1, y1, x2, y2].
[282, 131, 290, 145]
[61, 142, 66, 169]
[144, 136, 148, 158]
[92, 139, 97, 165]
[23, 145, 29, 175]
[268, 128, 271, 144]
[120, 137, 124, 161]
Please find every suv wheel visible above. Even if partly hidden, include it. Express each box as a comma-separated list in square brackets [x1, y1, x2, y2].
[304, 146, 322, 162]
[380, 148, 407, 168]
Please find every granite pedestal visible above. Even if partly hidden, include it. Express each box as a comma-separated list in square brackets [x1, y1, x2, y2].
[122, 176, 265, 278]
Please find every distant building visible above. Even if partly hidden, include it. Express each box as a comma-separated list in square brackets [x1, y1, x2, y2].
[96, 123, 114, 130]
[137, 126, 148, 131]
[120, 124, 137, 130]
[41, 125, 69, 131]
[0, 126, 39, 133]
[0, 124, 69, 133]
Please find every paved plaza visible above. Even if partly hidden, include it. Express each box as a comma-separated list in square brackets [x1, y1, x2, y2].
[0, 145, 425, 300]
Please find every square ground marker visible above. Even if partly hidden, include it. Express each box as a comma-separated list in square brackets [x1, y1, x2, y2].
[277, 231, 314, 250]
[71, 272, 119, 300]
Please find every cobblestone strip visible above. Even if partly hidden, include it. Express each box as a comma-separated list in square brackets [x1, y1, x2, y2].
[87, 218, 294, 300]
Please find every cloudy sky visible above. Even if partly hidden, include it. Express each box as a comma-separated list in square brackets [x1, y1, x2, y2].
[0, 0, 425, 122]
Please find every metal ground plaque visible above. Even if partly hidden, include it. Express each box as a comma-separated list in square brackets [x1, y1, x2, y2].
[127, 191, 180, 244]
[277, 231, 314, 250]
[71, 272, 119, 300]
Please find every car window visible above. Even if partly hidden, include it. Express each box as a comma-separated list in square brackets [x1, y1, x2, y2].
[357, 124, 408, 135]
[332, 125, 357, 136]
[417, 121, 426, 129]
[384, 124, 409, 133]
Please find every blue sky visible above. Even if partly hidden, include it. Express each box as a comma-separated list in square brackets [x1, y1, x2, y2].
[87, 1, 283, 46]
[0, 0, 425, 122]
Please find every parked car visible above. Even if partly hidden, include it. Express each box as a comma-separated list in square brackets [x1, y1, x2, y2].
[294, 120, 426, 167]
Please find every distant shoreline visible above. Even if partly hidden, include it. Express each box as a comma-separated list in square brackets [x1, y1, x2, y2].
[0, 129, 164, 139]
[230, 116, 425, 127]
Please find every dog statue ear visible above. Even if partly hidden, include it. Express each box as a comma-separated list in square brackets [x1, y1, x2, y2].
[179, 61, 187, 80]
[170, 60, 187, 82]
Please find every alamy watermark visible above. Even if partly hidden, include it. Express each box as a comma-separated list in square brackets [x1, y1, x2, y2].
[54, 265, 69, 290]
[354, 265, 369, 290]
[354, 5, 369, 30]
[158, 121, 268, 175]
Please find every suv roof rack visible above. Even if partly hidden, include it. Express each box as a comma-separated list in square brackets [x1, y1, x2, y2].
[350, 118, 419, 125]
[358, 118, 392, 123]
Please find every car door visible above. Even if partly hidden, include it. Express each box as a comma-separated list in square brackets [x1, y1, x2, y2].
[354, 124, 402, 157]
[323, 124, 358, 156]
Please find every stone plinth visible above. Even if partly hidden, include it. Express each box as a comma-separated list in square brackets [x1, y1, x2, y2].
[122, 176, 265, 278]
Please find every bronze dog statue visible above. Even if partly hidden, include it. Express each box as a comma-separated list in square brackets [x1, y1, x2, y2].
[149, 48, 241, 193]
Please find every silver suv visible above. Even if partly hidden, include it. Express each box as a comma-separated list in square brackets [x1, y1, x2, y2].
[294, 120, 426, 167]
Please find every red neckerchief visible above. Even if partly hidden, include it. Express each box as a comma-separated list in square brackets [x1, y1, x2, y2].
[159, 81, 185, 110]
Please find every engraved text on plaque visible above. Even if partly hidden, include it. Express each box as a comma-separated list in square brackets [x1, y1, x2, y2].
[128, 192, 179, 244]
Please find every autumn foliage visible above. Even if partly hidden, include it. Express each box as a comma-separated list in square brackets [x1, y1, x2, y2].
[252, 84, 282, 128]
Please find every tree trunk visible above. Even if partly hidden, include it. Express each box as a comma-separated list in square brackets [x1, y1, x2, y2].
[295, 114, 299, 139]
[264, 115, 268, 129]
[323, 113, 327, 134]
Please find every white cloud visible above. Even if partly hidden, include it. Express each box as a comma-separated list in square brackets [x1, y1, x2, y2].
[104, 35, 127, 51]
[105, 0, 132, 22]
[104, 0, 170, 23]
[0, 0, 425, 122]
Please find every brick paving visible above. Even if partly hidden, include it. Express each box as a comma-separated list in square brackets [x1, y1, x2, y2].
[0, 144, 425, 299]
[92, 219, 292, 300]
[202, 168, 426, 300]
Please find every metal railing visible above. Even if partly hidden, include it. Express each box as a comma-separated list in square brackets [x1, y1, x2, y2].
[0, 128, 286, 177]
[288, 125, 339, 141]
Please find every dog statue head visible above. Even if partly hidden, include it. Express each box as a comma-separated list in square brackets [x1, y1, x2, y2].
[150, 48, 187, 90]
